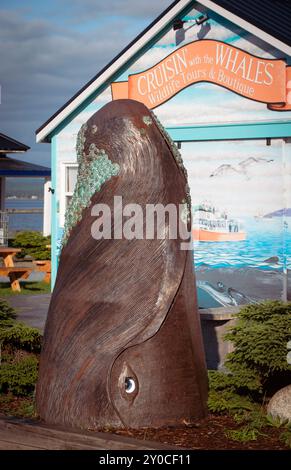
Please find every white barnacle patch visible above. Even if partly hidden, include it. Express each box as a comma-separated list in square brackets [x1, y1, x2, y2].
[180, 199, 191, 225]
[150, 111, 191, 208]
[151, 112, 187, 173]
[142, 116, 153, 126]
[76, 123, 87, 164]
[88, 143, 106, 160]
[91, 124, 98, 134]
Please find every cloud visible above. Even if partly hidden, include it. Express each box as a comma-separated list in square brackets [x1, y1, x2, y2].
[0, 5, 162, 165]
[61, 0, 171, 21]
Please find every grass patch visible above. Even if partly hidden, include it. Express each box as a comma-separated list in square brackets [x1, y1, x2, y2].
[0, 281, 50, 296]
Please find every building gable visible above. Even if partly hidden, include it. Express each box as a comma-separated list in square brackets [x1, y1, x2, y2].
[36, 0, 291, 143]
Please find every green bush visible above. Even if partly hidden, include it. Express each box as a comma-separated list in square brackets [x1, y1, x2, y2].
[0, 356, 38, 396]
[0, 298, 41, 399]
[208, 301, 291, 403]
[224, 301, 291, 395]
[0, 299, 17, 327]
[207, 301, 291, 445]
[0, 323, 42, 352]
[208, 387, 256, 414]
[208, 370, 257, 414]
[12, 231, 51, 260]
[0, 298, 42, 352]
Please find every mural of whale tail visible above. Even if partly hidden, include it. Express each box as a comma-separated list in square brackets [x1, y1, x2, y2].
[36, 99, 208, 429]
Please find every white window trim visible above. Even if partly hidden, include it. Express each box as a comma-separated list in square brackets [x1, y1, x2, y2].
[59, 162, 78, 228]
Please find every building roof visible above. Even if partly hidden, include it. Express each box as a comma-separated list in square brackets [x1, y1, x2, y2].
[212, 0, 291, 48]
[0, 132, 30, 153]
[0, 155, 51, 177]
[36, 0, 291, 143]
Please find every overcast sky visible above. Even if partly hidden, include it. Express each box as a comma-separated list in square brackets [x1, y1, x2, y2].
[0, 0, 171, 167]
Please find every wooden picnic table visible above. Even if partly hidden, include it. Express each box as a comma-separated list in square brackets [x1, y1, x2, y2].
[0, 247, 21, 267]
[33, 260, 51, 283]
[33, 244, 51, 284]
[0, 247, 32, 292]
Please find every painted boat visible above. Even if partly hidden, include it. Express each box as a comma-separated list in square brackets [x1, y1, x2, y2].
[192, 203, 246, 242]
[193, 228, 246, 242]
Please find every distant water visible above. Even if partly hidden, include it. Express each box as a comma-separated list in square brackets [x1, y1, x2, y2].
[5, 199, 43, 234]
[194, 216, 291, 271]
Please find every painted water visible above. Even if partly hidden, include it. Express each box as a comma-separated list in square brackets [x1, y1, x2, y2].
[194, 216, 291, 271]
[194, 216, 290, 308]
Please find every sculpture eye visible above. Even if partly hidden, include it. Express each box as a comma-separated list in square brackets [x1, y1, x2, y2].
[119, 363, 139, 400]
[125, 377, 136, 394]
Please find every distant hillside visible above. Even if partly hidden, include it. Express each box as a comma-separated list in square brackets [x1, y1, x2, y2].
[5, 178, 44, 199]
[264, 208, 291, 218]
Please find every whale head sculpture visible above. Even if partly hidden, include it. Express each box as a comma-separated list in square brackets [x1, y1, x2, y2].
[36, 99, 208, 429]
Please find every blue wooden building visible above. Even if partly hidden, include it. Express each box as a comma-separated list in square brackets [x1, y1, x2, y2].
[36, 0, 291, 308]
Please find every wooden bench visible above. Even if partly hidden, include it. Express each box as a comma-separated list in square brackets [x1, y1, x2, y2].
[0, 267, 32, 292]
[33, 260, 51, 283]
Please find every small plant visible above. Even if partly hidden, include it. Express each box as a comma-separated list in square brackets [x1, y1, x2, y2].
[0, 393, 35, 417]
[0, 298, 41, 402]
[225, 427, 263, 443]
[225, 408, 269, 443]
[0, 299, 17, 326]
[266, 414, 289, 428]
[208, 371, 256, 414]
[233, 408, 268, 428]
[280, 426, 291, 448]
[0, 323, 42, 352]
[12, 231, 51, 260]
[0, 356, 39, 396]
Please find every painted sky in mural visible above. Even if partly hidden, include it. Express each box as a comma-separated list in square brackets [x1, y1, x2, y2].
[184, 139, 285, 217]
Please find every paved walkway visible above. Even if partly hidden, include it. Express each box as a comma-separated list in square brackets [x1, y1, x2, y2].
[8, 294, 51, 332]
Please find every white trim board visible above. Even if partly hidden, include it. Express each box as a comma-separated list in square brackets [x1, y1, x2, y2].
[59, 162, 78, 227]
[36, 0, 291, 144]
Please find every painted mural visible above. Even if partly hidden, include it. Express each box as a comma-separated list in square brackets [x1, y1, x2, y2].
[55, 2, 291, 307]
[182, 139, 291, 307]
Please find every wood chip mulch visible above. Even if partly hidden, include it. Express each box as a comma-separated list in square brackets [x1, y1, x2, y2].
[104, 414, 289, 450]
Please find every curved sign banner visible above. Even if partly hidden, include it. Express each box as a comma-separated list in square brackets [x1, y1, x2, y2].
[111, 40, 291, 111]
